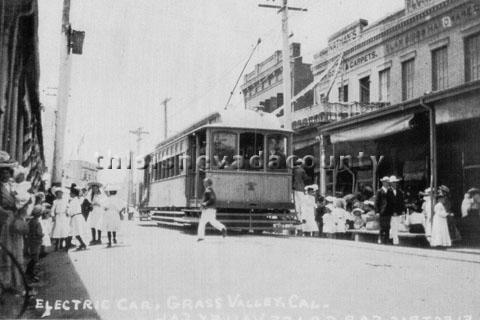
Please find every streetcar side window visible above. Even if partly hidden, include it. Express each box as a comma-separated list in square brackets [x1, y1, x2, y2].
[239, 132, 264, 171]
[211, 131, 237, 170]
[266, 134, 287, 171]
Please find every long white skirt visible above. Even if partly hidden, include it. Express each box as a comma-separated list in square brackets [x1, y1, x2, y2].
[431, 215, 451, 247]
[51, 213, 70, 239]
[294, 191, 305, 231]
[103, 210, 120, 232]
[301, 198, 319, 233]
[87, 206, 104, 230]
[71, 214, 87, 237]
[40, 218, 52, 247]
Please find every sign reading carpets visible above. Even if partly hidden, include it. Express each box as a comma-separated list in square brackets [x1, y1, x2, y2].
[343, 50, 378, 71]
[385, 1, 480, 54]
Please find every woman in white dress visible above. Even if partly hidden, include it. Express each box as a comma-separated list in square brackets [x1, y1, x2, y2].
[68, 186, 87, 250]
[430, 193, 452, 248]
[50, 187, 70, 251]
[86, 182, 106, 245]
[300, 185, 319, 236]
[332, 198, 349, 237]
[103, 186, 122, 247]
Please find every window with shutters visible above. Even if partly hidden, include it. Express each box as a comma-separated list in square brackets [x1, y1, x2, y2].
[378, 68, 390, 102]
[465, 33, 480, 82]
[432, 46, 448, 91]
[359, 76, 370, 104]
[402, 59, 415, 101]
[338, 84, 348, 102]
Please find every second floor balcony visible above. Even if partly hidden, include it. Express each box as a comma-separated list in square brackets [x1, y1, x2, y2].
[292, 101, 389, 131]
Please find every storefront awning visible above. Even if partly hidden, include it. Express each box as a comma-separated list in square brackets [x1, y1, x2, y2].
[330, 114, 414, 143]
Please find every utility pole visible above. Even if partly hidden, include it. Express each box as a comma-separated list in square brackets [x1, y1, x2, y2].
[161, 98, 171, 140]
[127, 127, 149, 212]
[51, 0, 72, 186]
[51, 0, 85, 186]
[259, 0, 307, 130]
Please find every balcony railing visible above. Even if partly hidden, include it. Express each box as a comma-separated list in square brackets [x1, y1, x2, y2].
[292, 101, 389, 130]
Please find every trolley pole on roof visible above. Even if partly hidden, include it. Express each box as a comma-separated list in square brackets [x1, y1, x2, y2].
[259, 0, 307, 130]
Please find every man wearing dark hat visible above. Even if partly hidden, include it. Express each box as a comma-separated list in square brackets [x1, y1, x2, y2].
[375, 176, 395, 244]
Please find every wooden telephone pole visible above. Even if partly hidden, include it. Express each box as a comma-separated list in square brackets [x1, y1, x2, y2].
[127, 127, 149, 211]
[161, 98, 171, 140]
[51, 0, 72, 186]
[259, 0, 307, 130]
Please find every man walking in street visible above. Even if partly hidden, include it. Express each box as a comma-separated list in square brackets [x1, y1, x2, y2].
[375, 176, 394, 244]
[197, 178, 226, 241]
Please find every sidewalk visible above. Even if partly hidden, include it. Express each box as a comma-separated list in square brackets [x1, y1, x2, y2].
[293, 235, 480, 264]
[22, 250, 100, 319]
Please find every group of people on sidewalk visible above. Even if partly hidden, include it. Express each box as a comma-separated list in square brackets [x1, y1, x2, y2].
[0, 150, 123, 296]
[292, 167, 480, 248]
[46, 181, 122, 251]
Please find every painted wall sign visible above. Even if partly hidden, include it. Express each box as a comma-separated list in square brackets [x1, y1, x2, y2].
[343, 50, 378, 71]
[385, 2, 480, 55]
[405, 0, 442, 14]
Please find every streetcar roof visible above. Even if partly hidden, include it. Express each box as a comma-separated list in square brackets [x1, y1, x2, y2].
[154, 109, 290, 150]
[203, 109, 291, 132]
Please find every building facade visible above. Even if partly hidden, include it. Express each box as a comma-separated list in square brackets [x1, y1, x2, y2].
[63, 160, 98, 189]
[290, 0, 480, 213]
[241, 43, 313, 113]
[0, 0, 45, 187]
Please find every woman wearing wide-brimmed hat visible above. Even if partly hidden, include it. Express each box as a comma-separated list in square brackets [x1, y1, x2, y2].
[85, 181, 106, 245]
[430, 191, 452, 248]
[300, 185, 319, 236]
[103, 185, 122, 247]
[0, 151, 25, 292]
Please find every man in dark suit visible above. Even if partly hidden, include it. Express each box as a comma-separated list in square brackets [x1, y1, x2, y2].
[389, 175, 406, 245]
[375, 176, 394, 244]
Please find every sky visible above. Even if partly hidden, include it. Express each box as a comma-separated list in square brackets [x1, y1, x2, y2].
[37, 0, 404, 183]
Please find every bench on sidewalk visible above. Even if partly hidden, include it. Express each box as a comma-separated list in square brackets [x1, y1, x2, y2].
[346, 229, 427, 245]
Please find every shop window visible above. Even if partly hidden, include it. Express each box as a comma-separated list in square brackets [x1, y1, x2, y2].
[267, 134, 287, 171]
[402, 59, 415, 101]
[338, 84, 348, 102]
[212, 131, 237, 170]
[465, 32, 480, 82]
[432, 46, 448, 91]
[378, 68, 390, 102]
[240, 132, 264, 170]
[359, 76, 370, 104]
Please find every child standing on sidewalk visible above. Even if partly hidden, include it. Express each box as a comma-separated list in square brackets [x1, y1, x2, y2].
[50, 188, 70, 251]
[26, 205, 44, 281]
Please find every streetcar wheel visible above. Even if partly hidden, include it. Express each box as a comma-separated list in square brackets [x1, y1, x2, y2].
[0, 244, 30, 319]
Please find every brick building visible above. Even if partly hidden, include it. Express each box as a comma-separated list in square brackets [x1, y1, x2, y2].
[289, 0, 480, 217]
[241, 43, 313, 113]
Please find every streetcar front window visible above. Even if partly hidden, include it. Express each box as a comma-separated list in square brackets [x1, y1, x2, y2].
[212, 131, 237, 170]
[267, 134, 287, 170]
[239, 132, 264, 170]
